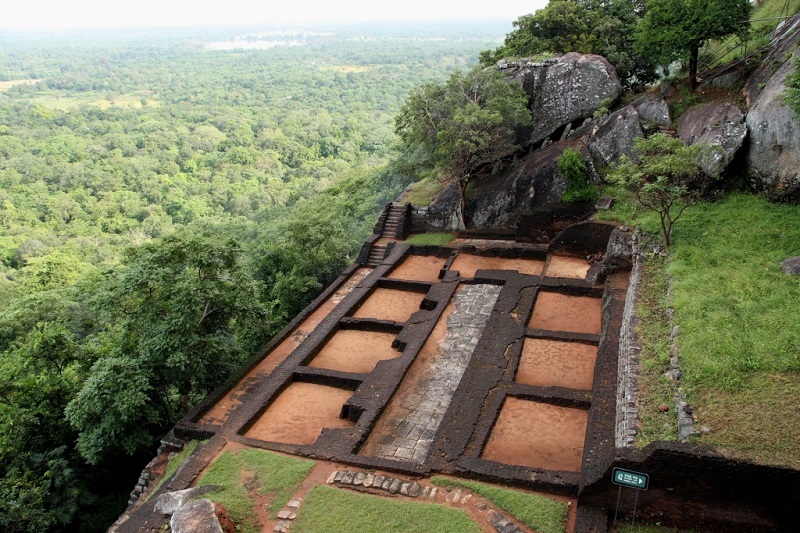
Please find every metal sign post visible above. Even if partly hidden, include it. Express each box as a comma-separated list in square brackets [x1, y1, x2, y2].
[612, 468, 649, 530]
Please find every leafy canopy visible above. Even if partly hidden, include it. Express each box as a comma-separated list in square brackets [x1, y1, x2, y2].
[481, 0, 656, 86]
[395, 66, 531, 227]
[558, 148, 599, 203]
[607, 133, 716, 247]
[635, 0, 752, 89]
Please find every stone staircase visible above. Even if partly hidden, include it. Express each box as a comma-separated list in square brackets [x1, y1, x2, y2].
[366, 244, 388, 267]
[379, 202, 409, 241]
[359, 202, 411, 267]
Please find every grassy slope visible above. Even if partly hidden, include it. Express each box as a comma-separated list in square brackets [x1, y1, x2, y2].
[431, 476, 568, 533]
[197, 448, 315, 533]
[606, 193, 800, 466]
[292, 486, 481, 533]
[666, 194, 800, 466]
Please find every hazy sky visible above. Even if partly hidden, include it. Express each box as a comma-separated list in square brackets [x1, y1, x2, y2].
[2, 1, 549, 30]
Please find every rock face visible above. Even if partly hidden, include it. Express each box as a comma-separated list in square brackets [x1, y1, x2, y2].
[511, 52, 623, 146]
[170, 499, 223, 533]
[632, 94, 671, 128]
[744, 14, 800, 200]
[678, 103, 747, 177]
[466, 141, 577, 229]
[587, 106, 644, 166]
[155, 485, 220, 515]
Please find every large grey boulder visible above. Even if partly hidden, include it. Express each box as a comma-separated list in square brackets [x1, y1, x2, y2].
[511, 53, 623, 146]
[744, 14, 800, 200]
[678, 103, 747, 177]
[171, 499, 223, 533]
[632, 94, 672, 128]
[745, 49, 800, 200]
[587, 106, 644, 166]
[155, 485, 220, 515]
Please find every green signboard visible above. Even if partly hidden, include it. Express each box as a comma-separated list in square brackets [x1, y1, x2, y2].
[612, 468, 649, 490]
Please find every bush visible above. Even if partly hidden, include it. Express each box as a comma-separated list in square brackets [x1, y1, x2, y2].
[558, 148, 599, 203]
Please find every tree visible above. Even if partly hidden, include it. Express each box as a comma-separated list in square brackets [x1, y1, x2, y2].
[635, 0, 752, 90]
[66, 229, 267, 463]
[558, 148, 599, 203]
[480, 0, 656, 86]
[395, 67, 531, 228]
[607, 133, 716, 247]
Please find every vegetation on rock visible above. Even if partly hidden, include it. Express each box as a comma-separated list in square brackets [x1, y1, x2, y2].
[395, 67, 531, 228]
[607, 134, 716, 247]
[481, 0, 657, 86]
[558, 148, 599, 203]
[635, 0, 752, 90]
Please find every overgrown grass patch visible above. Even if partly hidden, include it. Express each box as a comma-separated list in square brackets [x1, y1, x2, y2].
[636, 256, 679, 445]
[292, 485, 481, 533]
[404, 232, 454, 246]
[431, 476, 567, 533]
[405, 176, 445, 205]
[197, 448, 315, 533]
[667, 194, 800, 388]
[146, 440, 201, 500]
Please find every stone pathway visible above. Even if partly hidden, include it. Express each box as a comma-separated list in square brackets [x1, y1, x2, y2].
[373, 284, 502, 463]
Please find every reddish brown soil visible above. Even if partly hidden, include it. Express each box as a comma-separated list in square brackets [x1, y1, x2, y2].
[482, 398, 588, 472]
[387, 254, 446, 283]
[200, 268, 371, 425]
[515, 339, 598, 391]
[528, 292, 602, 335]
[352, 287, 425, 323]
[244, 382, 355, 445]
[449, 254, 544, 278]
[307, 330, 400, 374]
[544, 255, 589, 279]
[360, 296, 456, 456]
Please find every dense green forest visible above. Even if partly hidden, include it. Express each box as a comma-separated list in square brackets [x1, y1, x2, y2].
[0, 22, 507, 530]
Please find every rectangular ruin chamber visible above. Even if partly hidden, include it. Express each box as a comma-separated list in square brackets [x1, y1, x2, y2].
[243, 382, 355, 446]
[386, 254, 447, 283]
[543, 255, 590, 279]
[449, 253, 544, 278]
[481, 397, 588, 472]
[352, 287, 426, 323]
[528, 291, 602, 335]
[306, 329, 400, 374]
[515, 338, 598, 391]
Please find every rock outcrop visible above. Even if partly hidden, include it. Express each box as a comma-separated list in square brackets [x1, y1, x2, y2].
[744, 14, 800, 200]
[466, 141, 578, 229]
[509, 53, 623, 146]
[587, 106, 644, 166]
[632, 94, 672, 129]
[678, 103, 747, 177]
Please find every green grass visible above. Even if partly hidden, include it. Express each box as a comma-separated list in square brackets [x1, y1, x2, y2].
[405, 176, 446, 205]
[197, 448, 315, 533]
[702, 0, 800, 67]
[292, 485, 481, 533]
[146, 440, 201, 500]
[607, 192, 800, 464]
[431, 476, 568, 533]
[404, 232, 455, 246]
[635, 256, 679, 445]
[665, 195, 800, 466]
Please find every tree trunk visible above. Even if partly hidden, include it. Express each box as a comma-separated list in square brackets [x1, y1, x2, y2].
[457, 176, 470, 230]
[689, 43, 700, 91]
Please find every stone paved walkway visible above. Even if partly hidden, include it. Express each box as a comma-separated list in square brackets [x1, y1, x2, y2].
[373, 283, 501, 463]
